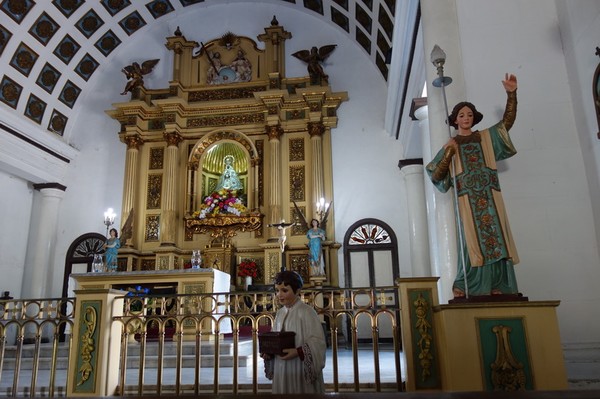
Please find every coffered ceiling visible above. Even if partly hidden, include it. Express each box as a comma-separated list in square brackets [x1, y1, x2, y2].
[0, 0, 419, 138]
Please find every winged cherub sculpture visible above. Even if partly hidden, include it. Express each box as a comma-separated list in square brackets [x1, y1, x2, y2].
[292, 45, 336, 85]
[120, 59, 160, 95]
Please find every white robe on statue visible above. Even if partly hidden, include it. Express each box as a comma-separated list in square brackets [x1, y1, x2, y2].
[265, 300, 327, 394]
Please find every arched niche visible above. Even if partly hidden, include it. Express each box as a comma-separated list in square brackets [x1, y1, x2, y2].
[188, 129, 259, 214]
[185, 130, 263, 244]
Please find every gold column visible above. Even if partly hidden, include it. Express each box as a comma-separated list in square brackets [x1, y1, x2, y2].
[308, 122, 326, 203]
[267, 125, 283, 235]
[161, 131, 182, 246]
[121, 135, 142, 247]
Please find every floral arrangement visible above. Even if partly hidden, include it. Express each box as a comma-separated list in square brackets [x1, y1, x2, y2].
[192, 189, 247, 219]
[237, 259, 258, 278]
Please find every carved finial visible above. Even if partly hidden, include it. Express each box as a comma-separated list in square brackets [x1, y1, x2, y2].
[271, 15, 279, 26]
[596, 46, 600, 58]
[174, 26, 182, 36]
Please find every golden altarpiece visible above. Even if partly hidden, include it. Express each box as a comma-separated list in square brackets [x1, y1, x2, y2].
[106, 20, 347, 289]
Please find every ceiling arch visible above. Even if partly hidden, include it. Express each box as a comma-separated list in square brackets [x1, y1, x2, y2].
[0, 0, 418, 138]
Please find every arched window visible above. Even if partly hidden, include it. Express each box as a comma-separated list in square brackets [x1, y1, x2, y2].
[342, 219, 400, 342]
[61, 233, 106, 298]
[343, 218, 399, 288]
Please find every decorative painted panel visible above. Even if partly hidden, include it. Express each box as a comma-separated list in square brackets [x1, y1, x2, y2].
[289, 165, 305, 202]
[149, 147, 164, 169]
[289, 137, 305, 161]
[72, 300, 101, 393]
[145, 215, 160, 241]
[477, 318, 533, 391]
[407, 288, 441, 390]
[147, 174, 162, 209]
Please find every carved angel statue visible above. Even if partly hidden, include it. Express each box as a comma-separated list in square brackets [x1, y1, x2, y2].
[293, 201, 332, 276]
[292, 45, 337, 85]
[120, 59, 160, 95]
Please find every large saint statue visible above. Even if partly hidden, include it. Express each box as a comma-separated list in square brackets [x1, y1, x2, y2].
[426, 74, 520, 298]
[214, 155, 244, 192]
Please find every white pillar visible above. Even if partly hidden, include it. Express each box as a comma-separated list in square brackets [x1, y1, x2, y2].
[420, 0, 467, 302]
[22, 184, 66, 299]
[398, 161, 431, 277]
[22, 184, 65, 342]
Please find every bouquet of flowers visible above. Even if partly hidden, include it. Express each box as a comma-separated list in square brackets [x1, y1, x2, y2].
[193, 189, 247, 219]
[237, 259, 258, 278]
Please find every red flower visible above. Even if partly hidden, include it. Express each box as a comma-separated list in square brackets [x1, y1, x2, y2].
[237, 260, 258, 278]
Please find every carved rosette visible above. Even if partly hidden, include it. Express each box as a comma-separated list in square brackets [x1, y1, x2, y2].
[185, 213, 263, 240]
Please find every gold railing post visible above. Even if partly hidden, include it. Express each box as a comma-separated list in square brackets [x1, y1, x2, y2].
[66, 289, 125, 397]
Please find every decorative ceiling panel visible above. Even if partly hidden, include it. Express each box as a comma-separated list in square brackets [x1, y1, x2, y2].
[52, 0, 85, 18]
[76, 9, 105, 38]
[101, 0, 131, 16]
[28, 12, 59, 46]
[74, 53, 99, 81]
[10, 42, 38, 77]
[95, 30, 122, 57]
[0, 24, 12, 56]
[146, 0, 175, 19]
[0, 75, 23, 109]
[119, 11, 147, 36]
[53, 34, 81, 65]
[48, 109, 67, 136]
[24, 93, 46, 124]
[36, 62, 61, 94]
[58, 80, 81, 108]
[0, 0, 35, 24]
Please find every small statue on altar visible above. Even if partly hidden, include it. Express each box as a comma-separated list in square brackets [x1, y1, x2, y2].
[306, 219, 326, 276]
[214, 155, 244, 192]
[104, 228, 121, 271]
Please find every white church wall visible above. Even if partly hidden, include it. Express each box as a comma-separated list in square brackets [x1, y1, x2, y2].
[49, 4, 411, 297]
[455, 0, 600, 344]
[555, 1, 600, 278]
[0, 170, 32, 299]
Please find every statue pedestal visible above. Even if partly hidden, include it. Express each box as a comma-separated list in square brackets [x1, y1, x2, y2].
[310, 275, 326, 287]
[432, 300, 568, 392]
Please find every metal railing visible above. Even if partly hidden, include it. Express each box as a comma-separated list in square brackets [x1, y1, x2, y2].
[0, 298, 75, 397]
[0, 287, 403, 396]
[114, 286, 403, 395]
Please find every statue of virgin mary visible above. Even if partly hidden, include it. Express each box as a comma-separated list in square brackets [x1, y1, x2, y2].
[214, 155, 243, 192]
